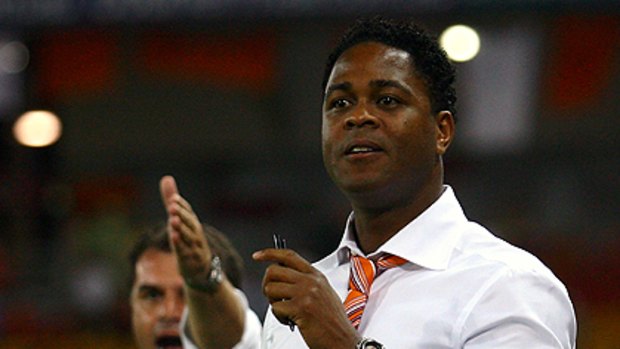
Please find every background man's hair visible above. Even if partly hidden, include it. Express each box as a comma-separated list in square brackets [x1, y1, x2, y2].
[322, 16, 457, 119]
[128, 222, 244, 290]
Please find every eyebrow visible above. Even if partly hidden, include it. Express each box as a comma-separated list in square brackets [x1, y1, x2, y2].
[370, 79, 413, 96]
[324, 82, 352, 98]
[137, 284, 162, 293]
[324, 79, 413, 98]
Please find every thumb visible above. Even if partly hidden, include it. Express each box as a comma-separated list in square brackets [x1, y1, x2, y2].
[159, 175, 179, 209]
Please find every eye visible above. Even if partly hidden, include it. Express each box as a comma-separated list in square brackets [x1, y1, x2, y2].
[329, 98, 352, 110]
[145, 289, 161, 299]
[138, 287, 163, 301]
[377, 96, 400, 107]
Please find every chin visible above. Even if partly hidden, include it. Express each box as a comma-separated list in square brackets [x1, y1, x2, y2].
[339, 180, 387, 201]
[337, 172, 389, 192]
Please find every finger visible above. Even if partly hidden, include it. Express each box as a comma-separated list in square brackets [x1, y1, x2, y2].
[167, 195, 199, 232]
[173, 194, 194, 213]
[270, 300, 297, 327]
[263, 280, 299, 302]
[180, 220, 206, 250]
[253, 248, 314, 273]
[167, 214, 193, 253]
[174, 202, 201, 236]
[168, 205, 204, 246]
[169, 230, 189, 255]
[262, 263, 301, 284]
[159, 175, 179, 208]
[169, 216, 195, 247]
[168, 229, 184, 257]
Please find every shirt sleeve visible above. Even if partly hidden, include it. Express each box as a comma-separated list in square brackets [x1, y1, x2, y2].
[261, 305, 309, 349]
[180, 288, 262, 349]
[459, 266, 577, 348]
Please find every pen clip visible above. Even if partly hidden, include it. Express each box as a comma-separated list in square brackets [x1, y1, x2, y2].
[271, 233, 295, 332]
[273, 233, 287, 249]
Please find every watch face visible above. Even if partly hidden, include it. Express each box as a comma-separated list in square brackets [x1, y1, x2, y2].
[366, 341, 383, 349]
[358, 338, 384, 349]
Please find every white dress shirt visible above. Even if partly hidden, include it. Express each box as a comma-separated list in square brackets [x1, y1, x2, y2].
[261, 186, 577, 348]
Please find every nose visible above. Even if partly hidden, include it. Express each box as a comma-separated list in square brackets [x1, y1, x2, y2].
[159, 294, 184, 321]
[344, 105, 379, 129]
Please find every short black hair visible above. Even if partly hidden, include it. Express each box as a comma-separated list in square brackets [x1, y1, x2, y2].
[322, 16, 457, 119]
[128, 222, 244, 290]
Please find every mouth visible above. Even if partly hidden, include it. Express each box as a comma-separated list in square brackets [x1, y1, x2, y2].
[345, 140, 383, 156]
[156, 336, 182, 349]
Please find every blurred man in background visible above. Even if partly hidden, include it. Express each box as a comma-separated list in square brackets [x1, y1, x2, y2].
[128, 219, 260, 349]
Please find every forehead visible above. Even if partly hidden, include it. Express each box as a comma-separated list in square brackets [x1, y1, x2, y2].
[328, 42, 417, 85]
[134, 248, 183, 287]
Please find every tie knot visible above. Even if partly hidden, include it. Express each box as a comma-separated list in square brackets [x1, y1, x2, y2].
[349, 255, 376, 293]
[348, 253, 407, 294]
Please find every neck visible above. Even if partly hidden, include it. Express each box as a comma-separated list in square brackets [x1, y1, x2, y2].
[350, 176, 444, 255]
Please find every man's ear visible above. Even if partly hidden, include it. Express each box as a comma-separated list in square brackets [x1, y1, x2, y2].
[435, 110, 455, 155]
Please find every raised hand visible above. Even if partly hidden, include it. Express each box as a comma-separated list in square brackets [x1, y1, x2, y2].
[159, 175, 248, 349]
[159, 175, 212, 281]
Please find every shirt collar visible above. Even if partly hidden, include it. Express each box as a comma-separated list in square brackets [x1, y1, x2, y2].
[335, 185, 467, 270]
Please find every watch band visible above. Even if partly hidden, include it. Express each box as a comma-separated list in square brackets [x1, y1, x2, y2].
[184, 255, 223, 294]
[356, 337, 385, 349]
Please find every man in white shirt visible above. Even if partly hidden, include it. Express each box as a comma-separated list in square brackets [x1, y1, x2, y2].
[251, 16, 577, 348]
[170, 16, 577, 349]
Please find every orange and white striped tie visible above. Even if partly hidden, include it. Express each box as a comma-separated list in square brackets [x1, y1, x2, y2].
[343, 253, 407, 329]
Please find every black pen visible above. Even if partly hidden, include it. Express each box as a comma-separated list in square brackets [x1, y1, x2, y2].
[273, 233, 296, 332]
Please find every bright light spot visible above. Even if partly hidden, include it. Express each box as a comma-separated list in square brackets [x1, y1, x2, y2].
[13, 110, 63, 147]
[440, 25, 481, 62]
[0, 41, 30, 74]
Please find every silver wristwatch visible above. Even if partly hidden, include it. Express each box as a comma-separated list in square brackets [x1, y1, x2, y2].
[356, 338, 385, 349]
[184, 255, 223, 294]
